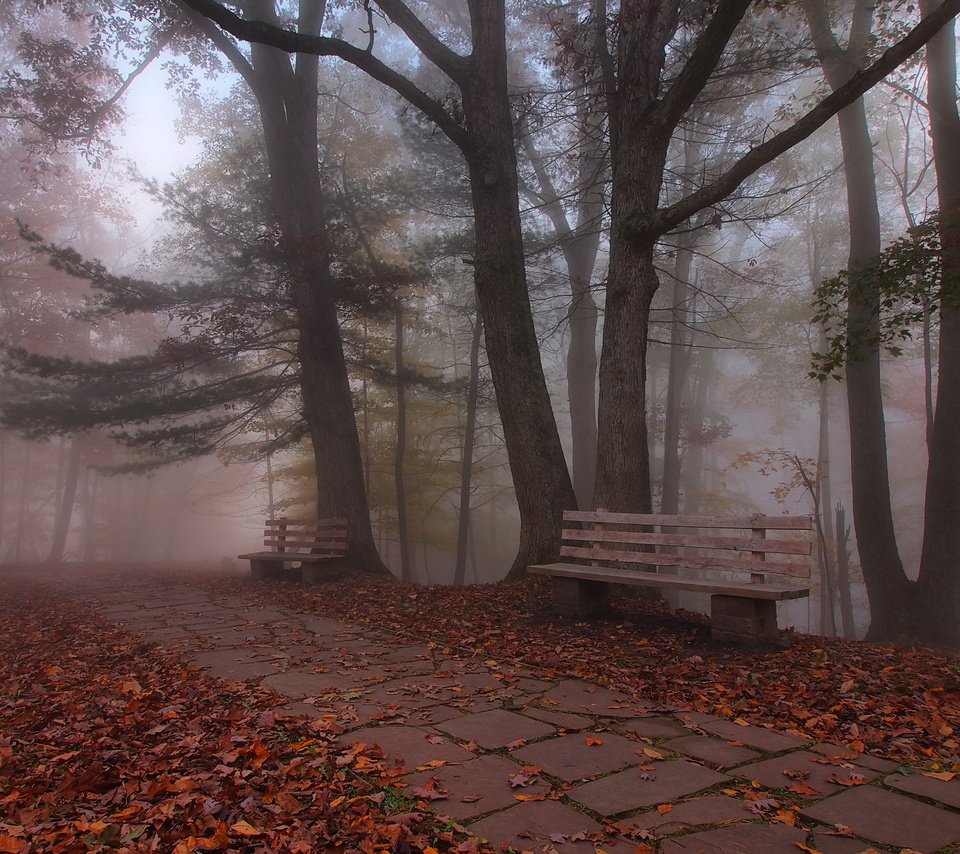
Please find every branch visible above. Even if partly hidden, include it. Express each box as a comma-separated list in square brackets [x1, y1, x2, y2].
[640, 0, 960, 241]
[655, 0, 754, 133]
[373, 0, 469, 83]
[176, 0, 470, 151]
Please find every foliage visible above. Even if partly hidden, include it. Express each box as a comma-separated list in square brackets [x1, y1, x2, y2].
[811, 214, 954, 381]
[0, 577, 488, 852]
[233, 573, 960, 766]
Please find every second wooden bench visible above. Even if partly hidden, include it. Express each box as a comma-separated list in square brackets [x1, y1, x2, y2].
[238, 517, 348, 582]
[530, 510, 812, 644]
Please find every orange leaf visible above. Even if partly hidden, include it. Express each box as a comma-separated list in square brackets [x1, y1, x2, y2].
[794, 844, 824, 854]
[0, 836, 26, 854]
[642, 747, 664, 760]
[230, 820, 262, 837]
[656, 804, 673, 814]
[585, 736, 604, 747]
[922, 771, 956, 781]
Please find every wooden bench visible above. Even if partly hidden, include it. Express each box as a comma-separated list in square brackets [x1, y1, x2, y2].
[238, 517, 348, 583]
[530, 510, 812, 644]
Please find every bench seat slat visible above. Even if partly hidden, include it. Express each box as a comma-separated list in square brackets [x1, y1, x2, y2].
[562, 528, 812, 556]
[265, 518, 347, 529]
[564, 511, 812, 530]
[239, 551, 342, 563]
[558, 545, 811, 579]
[263, 536, 347, 551]
[531, 562, 810, 601]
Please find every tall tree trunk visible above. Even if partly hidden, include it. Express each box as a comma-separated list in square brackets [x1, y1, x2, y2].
[47, 438, 82, 564]
[244, 1, 388, 574]
[394, 300, 412, 582]
[816, 363, 838, 636]
[804, 0, 912, 639]
[835, 502, 856, 638]
[12, 442, 32, 562]
[661, 236, 694, 514]
[916, 0, 960, 646]
[464, 1, 577, 579]
[680, 348, 715, 513]
[455, 314, 483, 586]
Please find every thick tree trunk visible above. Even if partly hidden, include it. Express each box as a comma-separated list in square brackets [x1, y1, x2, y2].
[916, 0, 960, 647]
[661, 238, 693, 514]
[394, 300, 412, 582]
[454, 314, 483, 587]
[246, 8, 388, 575]
[804, 0, 912, 638]
[47, 438, 82, 564]
[463, 2, 577, 579]
[565, 246, 600, 509]
[839, 97, 913, 639]
[595, 245, 659, 513]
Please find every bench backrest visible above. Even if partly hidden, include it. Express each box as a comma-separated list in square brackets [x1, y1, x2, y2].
[263, 517, 348, 556]
[561, 510, 812, 582]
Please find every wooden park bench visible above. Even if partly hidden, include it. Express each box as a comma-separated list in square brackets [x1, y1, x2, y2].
[238, 517, 348, 583]
[530, 510, 812, 644]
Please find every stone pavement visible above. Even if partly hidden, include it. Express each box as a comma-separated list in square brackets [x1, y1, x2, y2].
[82, 579, 960, 853]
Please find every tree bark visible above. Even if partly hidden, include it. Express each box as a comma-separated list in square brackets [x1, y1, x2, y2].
[661, 235, 694, 514]
[47, 438, 82, 563]
[244, 1, 388, 574]
[804, 0, 912, 638]
[454, 314, 483, 586]
[916, 0, 960, 646]
[394, 300, 412, 582]
[464, 1, 578, 579]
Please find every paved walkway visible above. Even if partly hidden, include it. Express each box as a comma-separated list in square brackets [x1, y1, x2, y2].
[82, 579, 960, 853]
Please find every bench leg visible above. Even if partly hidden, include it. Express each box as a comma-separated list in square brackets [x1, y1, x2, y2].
[249, 559, 271, 580]
[552, 576, 608, 619]
[711, 596, 778, 644]
[250, 559, 287, 580]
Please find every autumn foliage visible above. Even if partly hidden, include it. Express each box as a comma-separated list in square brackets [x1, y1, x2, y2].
[0, 578, 489, 853]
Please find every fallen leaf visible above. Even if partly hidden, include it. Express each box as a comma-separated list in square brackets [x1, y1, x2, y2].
[922, 770, 956, 781]
[585, 736, 604, 746]
[229, 820, 262, 837]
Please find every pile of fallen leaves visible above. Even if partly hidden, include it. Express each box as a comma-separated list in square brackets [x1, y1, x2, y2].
[225, 574, 960, 767]
[0, 578, 491, 853]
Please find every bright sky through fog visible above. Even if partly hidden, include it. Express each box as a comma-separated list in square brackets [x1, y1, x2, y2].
[113, 60, 202, 230]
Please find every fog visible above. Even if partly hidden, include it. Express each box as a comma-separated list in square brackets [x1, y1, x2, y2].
[1, 0, 951, 642]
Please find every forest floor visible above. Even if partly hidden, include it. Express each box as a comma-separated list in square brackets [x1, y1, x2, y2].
[2, 563, 960, 854]
[227, 571, 960, 767]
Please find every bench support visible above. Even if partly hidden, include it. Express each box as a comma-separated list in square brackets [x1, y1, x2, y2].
[552, 576, 608, 619]
[710, 595, 778, 644]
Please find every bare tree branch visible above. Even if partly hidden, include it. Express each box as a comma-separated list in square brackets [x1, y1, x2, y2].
[176, 0, 470, 151]
[641, 0, 960, 241]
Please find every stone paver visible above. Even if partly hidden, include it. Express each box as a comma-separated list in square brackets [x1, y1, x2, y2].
[569, 760, 728, 814]
[614, 715, 690, 740]
[538, 680, 642, 717]
[659, 822, 806, 853]
[338, 724, 475, 769]
[403, 754, 549, 819]
[615, 794, 747, 837]
[79, 576, 960, 854]
[734, 749, 880, 796]
[664, 734, 760, 768]
[520, 706, 594, 731]
[694, 717, 809, 752]
[435, 708, 555, 749]
[886, 770, 960, 808]
[801, 785, 960, 852]
[511, 731, 642, 782]
[468, 799, 605, 853]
